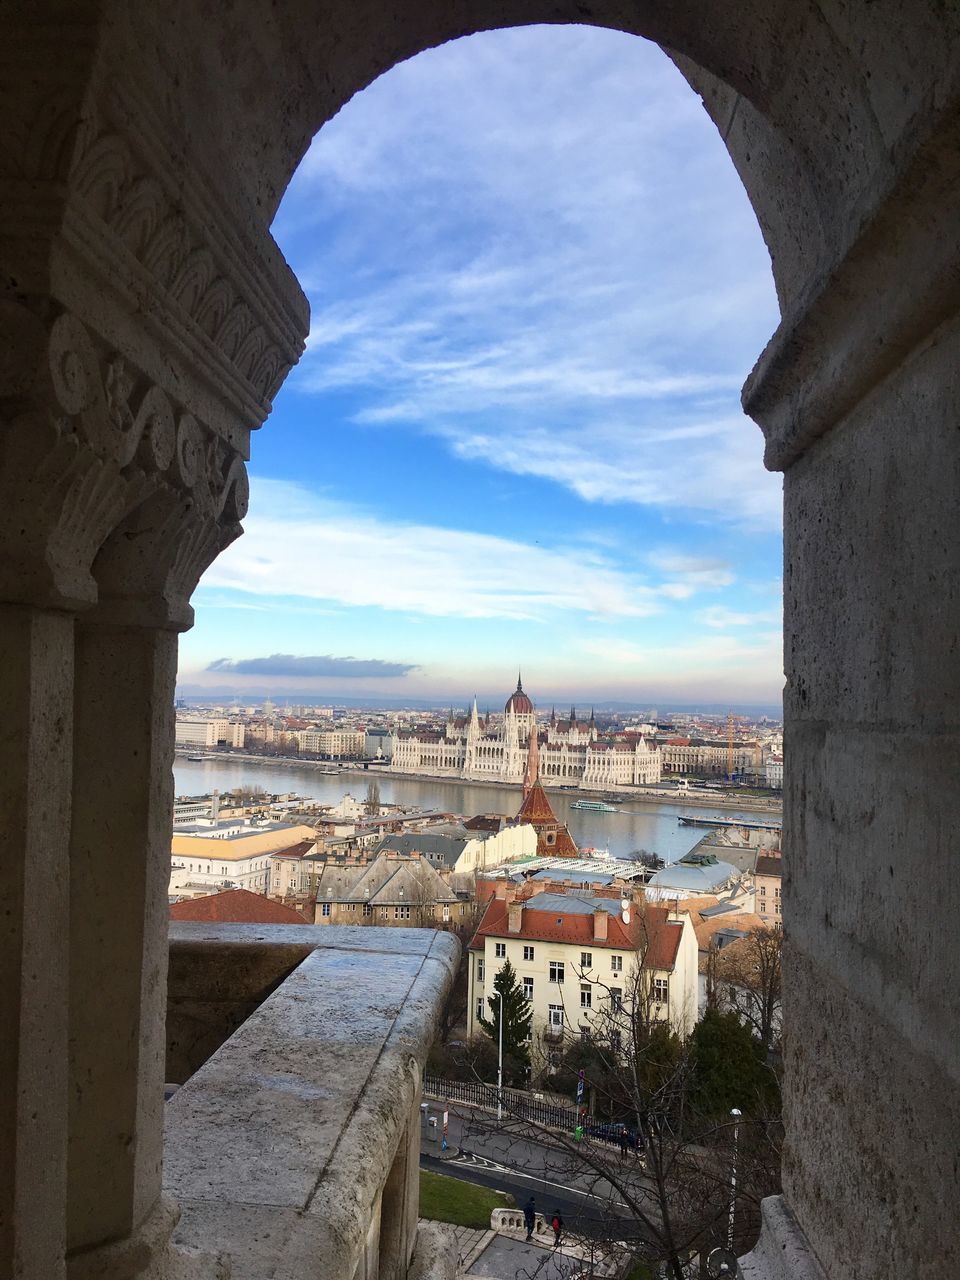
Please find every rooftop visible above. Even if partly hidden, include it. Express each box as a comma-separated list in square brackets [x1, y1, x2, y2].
[469, 896, 682, 969]
[169, 889, 308, 924]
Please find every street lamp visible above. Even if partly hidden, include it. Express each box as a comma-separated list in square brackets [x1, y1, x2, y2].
[496, 989, 504, 1122]
[728, 1107, 742, 1251]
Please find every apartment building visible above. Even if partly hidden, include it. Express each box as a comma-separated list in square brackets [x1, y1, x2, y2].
[313, 851, 466, 926]
[175, 718, 245, 749]
[467, 890, 699, 1059]
[754, 851, 783, 924]
[169, 821, 319, 898]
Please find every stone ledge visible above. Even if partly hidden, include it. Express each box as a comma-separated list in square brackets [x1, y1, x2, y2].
[164, 925, 460, 1279]
[407, 1221, 461, 1280]
[738, 1197, 827, 1280]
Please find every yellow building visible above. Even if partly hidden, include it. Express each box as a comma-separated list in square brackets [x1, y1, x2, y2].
[169, 821, 319, 897]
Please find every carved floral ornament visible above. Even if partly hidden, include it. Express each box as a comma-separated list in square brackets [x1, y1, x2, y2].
[0, 301, 249, 612]
[44, 310, 249, 524]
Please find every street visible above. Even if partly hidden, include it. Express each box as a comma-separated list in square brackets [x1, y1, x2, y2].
[420, 1103, 652, 1245]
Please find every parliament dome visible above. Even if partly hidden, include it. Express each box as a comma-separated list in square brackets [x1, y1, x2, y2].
[505, 675, 534, 716]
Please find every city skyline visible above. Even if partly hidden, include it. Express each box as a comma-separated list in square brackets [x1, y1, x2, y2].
[179, 26, 783, 704]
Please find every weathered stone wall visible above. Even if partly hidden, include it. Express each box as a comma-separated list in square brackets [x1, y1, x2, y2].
[781, 308, 960, 1277]
[166, 937, 313, 1084]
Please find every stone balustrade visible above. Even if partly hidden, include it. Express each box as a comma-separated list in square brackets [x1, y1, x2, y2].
[164, 924, 460, 1280]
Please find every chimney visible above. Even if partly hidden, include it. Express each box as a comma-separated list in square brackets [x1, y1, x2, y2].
[593, 907, 608, 942]
[508, 901, 524, 934]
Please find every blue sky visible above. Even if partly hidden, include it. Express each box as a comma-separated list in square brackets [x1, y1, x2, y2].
[181, 25, 784, 708]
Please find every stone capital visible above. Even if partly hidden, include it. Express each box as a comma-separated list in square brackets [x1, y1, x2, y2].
[0, 303, 250, 625]
[0, 65, 307, 623]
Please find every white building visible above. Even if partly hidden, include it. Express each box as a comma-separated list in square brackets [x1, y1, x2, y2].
[467, 890, 699, 1055]
[168, 820, 318, 898]
[175, 718, 245, 749]
[297, 728, 366, 757]
[371, 820, 537, 876]
[765, 755, 783, 788]
[392, 676, 661, 789]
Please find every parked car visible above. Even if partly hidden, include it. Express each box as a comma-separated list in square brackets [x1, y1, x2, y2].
[586, 1121, 641, 1149]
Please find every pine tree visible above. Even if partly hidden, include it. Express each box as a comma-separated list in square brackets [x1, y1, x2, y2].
[478, 959, 532, 1066]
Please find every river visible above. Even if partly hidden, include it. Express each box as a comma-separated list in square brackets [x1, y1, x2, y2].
[173, 757, 773, 865]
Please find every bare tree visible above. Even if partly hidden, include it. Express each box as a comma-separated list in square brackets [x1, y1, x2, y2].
[364, 780, 381, 816]
[714, 925, 782, 1052]
[452, 916, 781, 1278]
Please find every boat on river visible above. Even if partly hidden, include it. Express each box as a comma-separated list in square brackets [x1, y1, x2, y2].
[678, 814, 782, 830]
[571, 799, 619, 813]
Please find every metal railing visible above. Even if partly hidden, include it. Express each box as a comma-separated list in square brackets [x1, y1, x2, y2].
[423, 1073, 588, 1133]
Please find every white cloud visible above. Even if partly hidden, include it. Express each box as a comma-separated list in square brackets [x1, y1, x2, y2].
[579, 629, 783, 684]
[204, 480, 668, 621]
[276, 25, 783, 530]
[698, 605, 782, 629]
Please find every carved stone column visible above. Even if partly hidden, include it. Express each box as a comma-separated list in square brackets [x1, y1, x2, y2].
[0, 48, 306, 1279]
[0, 602, 74, 1280]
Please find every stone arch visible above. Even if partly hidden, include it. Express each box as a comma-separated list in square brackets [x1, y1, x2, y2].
[3, 6, 960, 1280]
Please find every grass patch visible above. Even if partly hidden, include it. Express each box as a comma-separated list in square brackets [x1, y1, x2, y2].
[624, 1264, 654, 1280]
[419, 1169, 514, 1228]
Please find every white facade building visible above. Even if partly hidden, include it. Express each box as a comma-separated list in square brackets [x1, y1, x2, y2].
[169, 821, 318, 898]
[175, 718, 245, 748]
[392, 676, 661, 788]
[297, 728, 366, 757]
[467, 891, 699, 1050]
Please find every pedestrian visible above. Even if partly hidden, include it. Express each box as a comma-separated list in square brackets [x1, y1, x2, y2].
[523, 1196, 536, 1242]
[551, 1210, 563, 1247]
[618, 1126, 629, 1156]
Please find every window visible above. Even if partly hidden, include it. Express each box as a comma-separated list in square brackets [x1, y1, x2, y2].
[580, 983, 592, 1009]
[321, 902, 331, 917]
[442, 904, 450, 921]
[362, 903, 373, 917]
[549, 961, 565, 984]
[495, 942, 506, 958]
[610, 987, 622, 1010]
[611, 955, 623, 973]
[610, 1030, 622, 1053]
[477, 959, 485, 982]
[459, 904, 465, 915]
[394, 905, 410, 920]
[522, 977, 534, 999]
[476, 998, 484, 1022]
[380, 906, 389, 919]
[523, 945, 535, 961]
[548, 1005, 564, 1028]
[653, 977, 669, 1005]
[580, 951, 592, 970]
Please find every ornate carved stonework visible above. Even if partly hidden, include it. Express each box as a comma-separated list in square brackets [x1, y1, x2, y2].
[0, 300, 249, 622]
[1, 73, 308, 458]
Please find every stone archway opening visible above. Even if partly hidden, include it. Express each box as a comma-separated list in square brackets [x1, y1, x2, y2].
[193, 23, 783, 725]
[3, 5, 959, 1280]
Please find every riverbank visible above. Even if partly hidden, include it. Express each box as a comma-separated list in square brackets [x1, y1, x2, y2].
[175, 751, 782, 819]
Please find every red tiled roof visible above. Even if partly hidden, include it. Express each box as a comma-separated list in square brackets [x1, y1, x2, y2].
[169, 889, 308, 924]
[517, 779, 559, 823]
[272, 840, 315, 860]
[468, 897, 682, 970]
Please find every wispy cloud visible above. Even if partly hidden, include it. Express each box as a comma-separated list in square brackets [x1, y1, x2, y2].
[698, 605, 782, 629]
[203, 480, 673, 621]
[277, 26, 782, 530]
